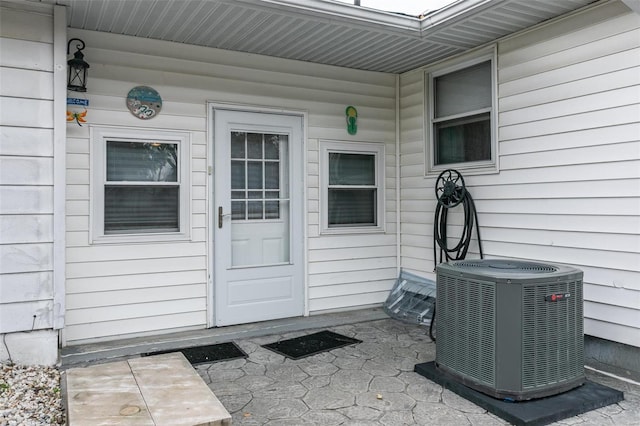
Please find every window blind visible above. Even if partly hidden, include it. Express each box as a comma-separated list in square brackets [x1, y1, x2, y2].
[435, 61, 491, 118]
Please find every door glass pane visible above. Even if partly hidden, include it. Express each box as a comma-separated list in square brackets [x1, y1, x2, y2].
[231, 132, 245, 158]
[265, 162, 279, 189]
[248, 201, 263, 219]
[231, 201, 246, 220]
[247, 162, 263, 189]
[247, 133, 262, 159]
[264, 134, 280, 159]
[231, 161, 245, 189]
[265, 201, 280, 219]
[231, 131, 290, 267]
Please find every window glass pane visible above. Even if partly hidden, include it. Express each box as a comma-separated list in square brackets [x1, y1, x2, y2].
[232, 201, 246, 220]
[104, 186, 178, 233]
[264, 134, 282, 159]
[231, 160, 245, 190]
[247, 162, 263, 189]
[231, 132, 245, 158]
[435, 113, 491, 165]
[247, 133, 262, 159]
[265, 191, 279, 199]
[231, 191, 245, 199]
[435, 61, 491, 118]
[248, 201, 263, 219]
[248, 191, 262, 199]
[265, 201, 280, 219]
[328, 188, 376, 226]
[265, 162, 280, 189]
[329, 153, 375, 185]
[107, 141, 177, 182]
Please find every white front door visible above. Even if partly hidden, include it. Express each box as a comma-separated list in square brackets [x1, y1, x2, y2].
[213, 109, 304, 326]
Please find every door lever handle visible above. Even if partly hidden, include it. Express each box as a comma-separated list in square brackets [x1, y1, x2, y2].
[218, 206, 231, 228]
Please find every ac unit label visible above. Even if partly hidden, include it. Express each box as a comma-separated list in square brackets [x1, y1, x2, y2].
[545, 293, 570, 302]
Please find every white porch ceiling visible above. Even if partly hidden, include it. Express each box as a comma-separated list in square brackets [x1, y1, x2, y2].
[43, 0, 599, 73]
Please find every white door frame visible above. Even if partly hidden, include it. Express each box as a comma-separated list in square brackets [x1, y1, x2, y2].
[206, 102, 308, 327]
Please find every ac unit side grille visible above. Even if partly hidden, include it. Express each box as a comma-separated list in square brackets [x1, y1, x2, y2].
[522, 279, 584, 389]
[437, 275, 496, 387]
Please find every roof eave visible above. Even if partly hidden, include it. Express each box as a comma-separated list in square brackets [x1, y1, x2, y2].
[231, 0, 422, 34]
[231, 0, 512, 39]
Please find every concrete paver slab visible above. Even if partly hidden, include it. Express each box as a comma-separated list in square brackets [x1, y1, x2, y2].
[65, 360, 154, 426]
[65, 353, 231, 425]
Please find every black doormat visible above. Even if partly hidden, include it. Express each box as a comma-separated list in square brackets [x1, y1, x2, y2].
[262, 330, 361, 360]
[143, 342, 247, 365]
[415, 361, 624, 426]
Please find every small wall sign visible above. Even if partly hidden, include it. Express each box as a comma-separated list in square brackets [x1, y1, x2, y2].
[67, 98, 89, 106]
[67, 97, 89, 126]
[126, 86, 162, 120]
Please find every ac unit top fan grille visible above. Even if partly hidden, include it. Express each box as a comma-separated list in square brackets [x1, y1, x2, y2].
[452, 259, 557, 274]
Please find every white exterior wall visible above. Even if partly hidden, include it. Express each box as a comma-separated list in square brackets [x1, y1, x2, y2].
[63, 29, 396, 345]
[399, 1, 640, 348]
[0, 2, 64, 361]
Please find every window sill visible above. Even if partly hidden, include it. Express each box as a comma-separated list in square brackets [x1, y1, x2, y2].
[320, 225, 386, 235]
[425, 161, 498, 178]
[91, 232, 191, 245]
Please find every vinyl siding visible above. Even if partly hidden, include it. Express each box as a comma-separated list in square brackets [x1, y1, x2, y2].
[0, 4, 58, 333]
[63, 29, 396, 345]
[399, 1, 640, 348]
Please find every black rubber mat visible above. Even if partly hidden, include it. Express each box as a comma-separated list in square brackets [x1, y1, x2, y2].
[143, 342, 247, 365]
[262, 330, 361, 360]
[415, 361, 624, 426]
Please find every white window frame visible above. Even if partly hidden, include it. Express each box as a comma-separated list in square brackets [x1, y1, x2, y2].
[90, 126, 191, 244]
[320, 140, 385, 234]
[425, 46, 498, 176]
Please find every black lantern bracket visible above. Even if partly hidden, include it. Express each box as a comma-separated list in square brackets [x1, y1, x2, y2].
[67, 38, 89, 92]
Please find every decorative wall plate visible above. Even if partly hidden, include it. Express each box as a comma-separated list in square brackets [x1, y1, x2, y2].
[126, 86, 162, 119]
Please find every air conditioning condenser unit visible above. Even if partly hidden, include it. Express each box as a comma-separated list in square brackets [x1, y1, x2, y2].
[435, 259, 585, 401]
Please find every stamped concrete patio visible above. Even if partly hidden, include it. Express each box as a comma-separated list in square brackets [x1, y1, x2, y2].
[61, 310, 640, 425]
[192, 318, 640, 425]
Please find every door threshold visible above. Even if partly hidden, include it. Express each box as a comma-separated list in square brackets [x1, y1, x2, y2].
[60, 308, 388, 369]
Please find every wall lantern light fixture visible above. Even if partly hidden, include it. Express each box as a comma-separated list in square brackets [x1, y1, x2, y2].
[67, 38, 89, 92]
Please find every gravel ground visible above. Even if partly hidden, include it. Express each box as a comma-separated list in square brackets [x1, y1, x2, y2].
[0, 363, 65, 425]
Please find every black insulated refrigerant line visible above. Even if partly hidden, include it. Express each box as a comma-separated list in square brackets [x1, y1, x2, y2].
[430, 169, 484, 342]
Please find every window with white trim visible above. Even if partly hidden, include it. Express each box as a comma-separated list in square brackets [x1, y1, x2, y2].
[426, 49, 497, 175]
[320, 140, 384, 233]
[91, 127, 190, 243]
